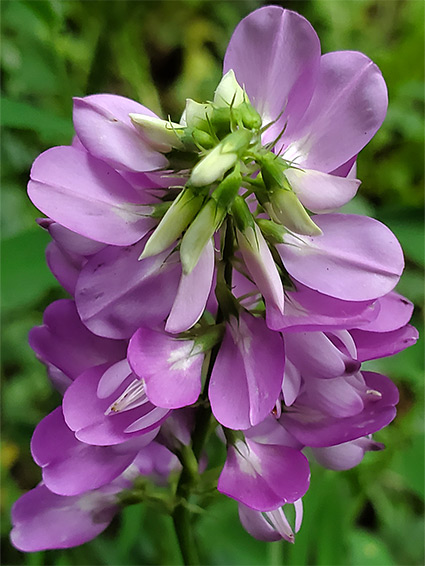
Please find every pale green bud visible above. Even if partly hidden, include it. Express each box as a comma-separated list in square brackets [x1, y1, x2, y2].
[190, 130, 251, 187]
[129, 114, 184, 152]
[260, 152, 321, 236]
[256, 218, 286, 244]
[212, 165, 242, 211]
[139, 189, 204, 260]
[180, 199, 224, 274]
[214, 69, 245, 108]
[265, 190, 322, 236]
[231, 195, 255, 233]
[182, 99, 212, 130]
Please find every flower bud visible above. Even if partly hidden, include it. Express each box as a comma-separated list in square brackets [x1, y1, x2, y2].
[190, 129, 251, 187]
[182, 99, 212, 130]
[129, 114, 184, 152]
[256, 218, 286, 244]
[214, 69, 245, 108]
[261, 153, 321, 236]
[180, 199, 224, 274]
[265, 190, 322, 236]
[139, 189, 204, 259]
[231, 195, 255, 233]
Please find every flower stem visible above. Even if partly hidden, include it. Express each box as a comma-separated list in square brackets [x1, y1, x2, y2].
[172, 218, 234, 565]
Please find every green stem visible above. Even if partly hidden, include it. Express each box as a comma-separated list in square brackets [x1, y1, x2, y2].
[172, 218, 234, 565]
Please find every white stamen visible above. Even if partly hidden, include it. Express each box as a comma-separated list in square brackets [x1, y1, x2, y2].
[105, 379, 148, 415]
[265, 507, 294, 542]
[366, 388, 382, 400]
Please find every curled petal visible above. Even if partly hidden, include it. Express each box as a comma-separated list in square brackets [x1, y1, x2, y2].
[73, 94, 167, 172]
[285, 168, 361, 213]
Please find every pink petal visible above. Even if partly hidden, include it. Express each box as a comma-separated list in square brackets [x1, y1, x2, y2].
[28, 146, 155, 245]
[224, 7, 320, 132]
[166, 238, 215, 333]
[278, 214, 404, 301]
[73, 94, 167, 172]
[281, 51, 388, 172]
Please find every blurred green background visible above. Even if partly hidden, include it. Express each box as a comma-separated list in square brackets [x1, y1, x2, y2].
[1, 1, 423, 564]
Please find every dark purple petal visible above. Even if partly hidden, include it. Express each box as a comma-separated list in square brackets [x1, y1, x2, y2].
[29, 300, 126, 381]
[28, 146, 155, 245]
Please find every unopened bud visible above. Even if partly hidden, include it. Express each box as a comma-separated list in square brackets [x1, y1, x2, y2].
[212, 165, 242, 211]
[130, 114, 184, 152]
[140, 189, 204, 259]
[265, 190, 322, 236]
[260, 153, 321, 236]
[256, 218, 286, 244]
[231, 195, 255, 232]
[180, 199, 224, 274]
[237, 101, 262, 130]
[182, 99, 212, 130]
[214, 69, 245, 108]
[190, 129, 251, 187]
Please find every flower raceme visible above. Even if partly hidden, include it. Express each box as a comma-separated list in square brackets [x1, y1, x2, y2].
[12, 5, 417, 557]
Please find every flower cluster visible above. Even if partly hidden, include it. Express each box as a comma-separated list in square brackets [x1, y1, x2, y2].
[11, 6, 418, 555]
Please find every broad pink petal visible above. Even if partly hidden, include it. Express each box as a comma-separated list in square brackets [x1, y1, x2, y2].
[28, 146, 155, 245]
[128, 328, 204, 409]
[209, 314, 285, 429]
[73, 94, 167, 172]
[281, 51, 388, 172]
[31, 408, 145, 495]
[224, 7, 320, 132]
[218, 439, 310, 511]
[278, 214, 404, 301]
[10, 484, 117, 552]
[29, 300, 126, 381]
[63, 365, 167, 445]
[75, 240, 181, 339]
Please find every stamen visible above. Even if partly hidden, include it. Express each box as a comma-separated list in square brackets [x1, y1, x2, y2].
[104, 379, 148, 416]
[366, 388, 382, 400]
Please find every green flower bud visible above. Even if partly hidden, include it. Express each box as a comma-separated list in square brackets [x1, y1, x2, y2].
[231, 195, 255, 233]
[190, 129, 251, 187]
[129, 114, 184, 152]
[265, 190, 322, 236]
[260, 152, 321, 236]
[183, 99, 212, 131]
[191, 128, 215, 150]
[256, 218, 286, 244]
[237, 101, 262, 130]
[212, 165, 242, 211]
[180, 199, 225, 274]
[139, 189, 204, 260]
[214, 69, 245, 108]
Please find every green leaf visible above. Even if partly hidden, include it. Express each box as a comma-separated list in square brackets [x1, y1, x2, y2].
[1, 228, 58, 310]
[349, 530, 396, 565]
[1, 97, 74, 144]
